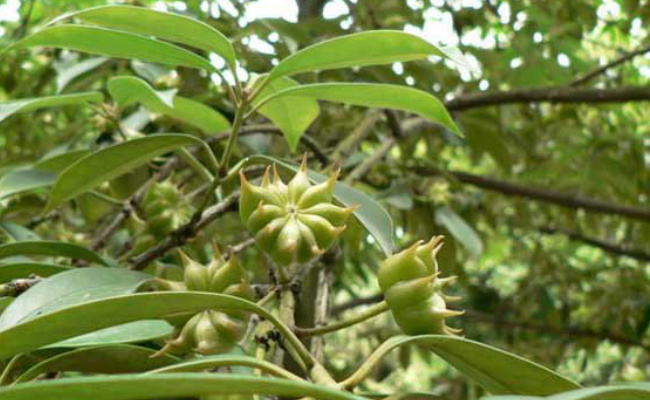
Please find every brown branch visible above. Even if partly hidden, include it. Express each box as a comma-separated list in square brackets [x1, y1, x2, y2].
[538, 226, 650, 262]
[445, 86, 650, 111]
[90, 157, 179, 251]
[128, 191, 240, 270]
[332, 295, 649, 350]
[571, 44, 650, 86]
[332, 293, 384, 315]
[464, 309, 649, 351]
[410, 165, 650, 223]
[0, 275, 42, 297]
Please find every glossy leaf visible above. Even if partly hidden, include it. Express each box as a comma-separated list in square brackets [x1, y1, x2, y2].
[258, 83, 462, 137]
[435, 206, 483, 259]
[33, 150, 92, 173]
[349, 335, 579, 396]
[0, 297, 12, 314]
[244, 155, 394, 255]
[50, 320, 173, 348]
[7, 25, 215, 72]
[0, 373, 366, 400]
[0, 267, 150, 331]
[268, 30, 476, 81]
[46, 134, 205, 211]
[55, 56, 109, 93]
[14, 345, 178, 384]
[0, 170, 57, 200]
[0, 291, 299, 360]
[108, 76, 230, 133]
[0, 92, 103, 124]
[251, 75, 319, 151]
[0, 150, 89, 200]
[0, 222, 41, 241]
[149, 354, 303, 381]
[485, 384, 650, 400]
[58, 5, 237, 65]
[0, 262, 70, 283]
[0, 241, 113, 268]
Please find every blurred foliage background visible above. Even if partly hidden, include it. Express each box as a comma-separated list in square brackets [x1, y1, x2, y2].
[1, 0, 650, 399]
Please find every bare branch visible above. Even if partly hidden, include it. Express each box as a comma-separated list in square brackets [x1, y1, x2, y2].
[571, 44, 650, 86]
[411, 165, 650, 223]
[538, 226, 650, 262]
[128, 191, 240, 270]
[445, 86, 650, 111]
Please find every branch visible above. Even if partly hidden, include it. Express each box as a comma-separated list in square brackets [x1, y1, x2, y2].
[445, 86, 650, 111]
[297, 300, 389, 337]
[464, 309, 650, 351]
[571, 44, 650, 86]
[0, 276, 42, 297]
[90, 153, 182, 251]
[538, 226, 650, 262]
[410, 165, 650, 223]
[128, 191, 240, 270]
[332, 295, 649, 351]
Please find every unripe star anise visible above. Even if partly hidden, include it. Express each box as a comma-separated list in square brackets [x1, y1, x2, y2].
[378, 235, 463, 336]
[153, 248, 253, 356]
[239, 158, 356, 266]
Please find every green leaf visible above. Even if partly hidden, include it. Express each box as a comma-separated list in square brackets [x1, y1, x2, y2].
[46, 134, 205, 212]
[55, 56, 109, 93]
[0, 221, 41, 241]
[108, 76, 230, 133]
[0, 150, 89, 200]
[244, 155, 394, 255]
[33, 150, 92, 173]
[0, 267, 150, 331]
[485, 384, 650, 400]
[251, 75, 320, 151]
[0, 170, 57, 200]
[13, 345, 178, 383]
[258, 83, 461, 137]
[435, 206, 483, 259]
[268, 30, 477, 81]
[0, 263, 70, 283]
[0, 241, 113, 268]
[148, 354, 303, 381]
[0, 297, 12, 314]
[0, 373, 366, 400]
[0, 92, 103, 124]
[7, 25, 215, 72]
[353, 335, 579, 396]
[50, 321, 173, 348]
[0, 291, 300, 360]
[57, 5, 237, 66]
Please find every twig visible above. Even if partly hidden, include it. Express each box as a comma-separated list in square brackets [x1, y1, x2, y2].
[212, 125, 330, 165]
[331, 294, 650, 351]
[331, 111, 381, 163]
[571, 43, 650, 86]
[537, 226, 650, 262]
[89, 158, 177, 251]
[0, 276, 42, 297]
[464, 309, 650, 351]
[410, 165, 650, 223]
[128, 191, 240, 270]
[445, 85, 650, 111]
[297, 300, 389, 337]
[343, 137, 396, 184]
